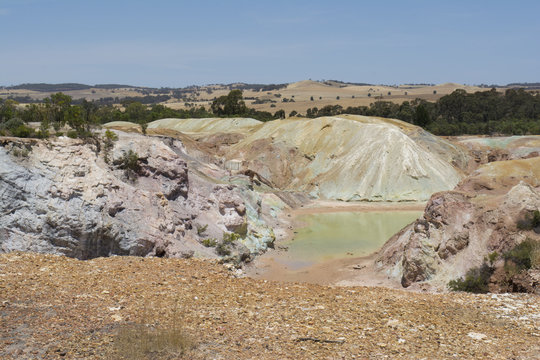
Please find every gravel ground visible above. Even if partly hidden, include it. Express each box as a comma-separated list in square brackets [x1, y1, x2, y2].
[1, 253, 539, 359]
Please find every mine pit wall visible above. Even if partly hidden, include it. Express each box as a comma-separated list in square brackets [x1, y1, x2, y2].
[0, 133, 280, 261]
[376, 157, 540, 292]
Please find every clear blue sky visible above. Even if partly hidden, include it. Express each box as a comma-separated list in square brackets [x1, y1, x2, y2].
[1, 0, 539, 87]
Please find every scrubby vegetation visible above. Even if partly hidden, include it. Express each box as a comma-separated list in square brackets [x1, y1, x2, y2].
[114, 304, 192, 359]
[448, 239, 540, 293]
[115, 150, 141, 180]
[517, 210, 540, 231]
[448, 263, 494, 293]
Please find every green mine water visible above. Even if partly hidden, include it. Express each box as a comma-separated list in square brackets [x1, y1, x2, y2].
[281, 211, 422, 270]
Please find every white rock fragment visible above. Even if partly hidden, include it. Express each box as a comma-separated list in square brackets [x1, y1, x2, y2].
[467, 332, 487, 341]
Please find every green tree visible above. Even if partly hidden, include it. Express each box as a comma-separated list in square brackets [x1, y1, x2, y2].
[44, 92, 72, 130]
[211, 90, 247, 116]
[0, 99, 19, 123]
[414, 104, 431, 127]
[273, 109, 285, 119]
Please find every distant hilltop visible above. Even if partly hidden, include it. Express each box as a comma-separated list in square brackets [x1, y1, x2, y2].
[2, 80, 540, 93]
[3, 83, 140, 92]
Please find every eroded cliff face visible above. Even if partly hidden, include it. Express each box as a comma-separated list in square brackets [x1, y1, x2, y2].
[0, 132, 282, 260]
[377, 157, 540, 291]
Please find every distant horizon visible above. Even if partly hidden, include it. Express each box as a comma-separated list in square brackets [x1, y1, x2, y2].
[2, 79, 540, 90]
[1, 1, 539, 87]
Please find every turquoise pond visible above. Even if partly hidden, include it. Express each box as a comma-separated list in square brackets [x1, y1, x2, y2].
[280, 211, 422, 270]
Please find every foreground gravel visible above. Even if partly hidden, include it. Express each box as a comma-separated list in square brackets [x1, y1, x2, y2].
[1, 253, 539, 359]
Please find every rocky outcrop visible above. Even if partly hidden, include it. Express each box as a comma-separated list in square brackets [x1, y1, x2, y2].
[0, 132, 279, 261]
[377, 157, 540, 291]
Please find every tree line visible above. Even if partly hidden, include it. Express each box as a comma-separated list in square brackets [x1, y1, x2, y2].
[0, 90, 286, 138]
[1, 88, 539, 138]
[300, 88, 540, 135]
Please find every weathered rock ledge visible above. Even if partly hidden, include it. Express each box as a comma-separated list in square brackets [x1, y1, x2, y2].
[0, 132, 285, 262]
[377, 157, 540, 292]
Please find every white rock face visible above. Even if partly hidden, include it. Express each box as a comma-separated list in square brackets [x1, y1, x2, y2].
[0, 133, 277, 259]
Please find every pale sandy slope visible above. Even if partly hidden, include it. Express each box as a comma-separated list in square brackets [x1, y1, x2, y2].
[123, 115, 468, 202]
[148, 117, 261, 137]
[225, 115, 467, 201]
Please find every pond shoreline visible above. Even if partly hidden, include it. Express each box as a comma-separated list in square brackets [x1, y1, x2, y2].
[245, 200, 426, 289]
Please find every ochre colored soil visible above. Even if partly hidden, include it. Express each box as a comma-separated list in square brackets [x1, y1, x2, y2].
[1, 253, 539, 359]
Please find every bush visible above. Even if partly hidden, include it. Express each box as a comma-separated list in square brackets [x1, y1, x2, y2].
[115, 149, 141, 180]
[216, 243, 231, 256]
[104, 129, 118, 141]
[11, 147, 30, 158]
[10, 125, 35, 138]
[118, 150, 140, 172]
[102, 130, 118, 164]
[449, 239, 540, 293]
[0, 118, 35, 138]
[114, 305, 192, 359]
[517, 210, 540, 230]
[503, 238, 539, 272]
[66, 130, 79, 138]
[201, 238, 216, 247]
[448, 263, 493, 293]
[196, 224, 208, 236]
[222, 232, 241, 244]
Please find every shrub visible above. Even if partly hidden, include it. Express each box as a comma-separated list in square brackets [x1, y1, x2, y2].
[1, 118, 35, 138]
[102, 130, 118, 164]
[503, 238, 539, 273]
[11, 125, 34, 138]
[11, 147, 29, 158]
[201, 238, 216, 247]
[105, 129, 118, 141]
[66, 130, 78, 138]
[196, 224, 208, 236]
[115, 150, 140, 180]
[118, 150, 140, 172]
[448, 263, 493, 293]
[517, 210, 540, 230]
[216, 243, 231, 256]
[448, 239, 539, 293]
[222, 232, 241, 244]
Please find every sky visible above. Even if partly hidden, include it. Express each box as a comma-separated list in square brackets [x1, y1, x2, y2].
[1, 0, 539, 87]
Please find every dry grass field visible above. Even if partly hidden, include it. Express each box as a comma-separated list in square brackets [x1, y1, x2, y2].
[165, 81, 492, 115]
[1, 81, 496, 115]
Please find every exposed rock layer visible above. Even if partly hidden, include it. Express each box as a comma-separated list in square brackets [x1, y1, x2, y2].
[377, 157, 540, 291]
[0, 133, 279, 259]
